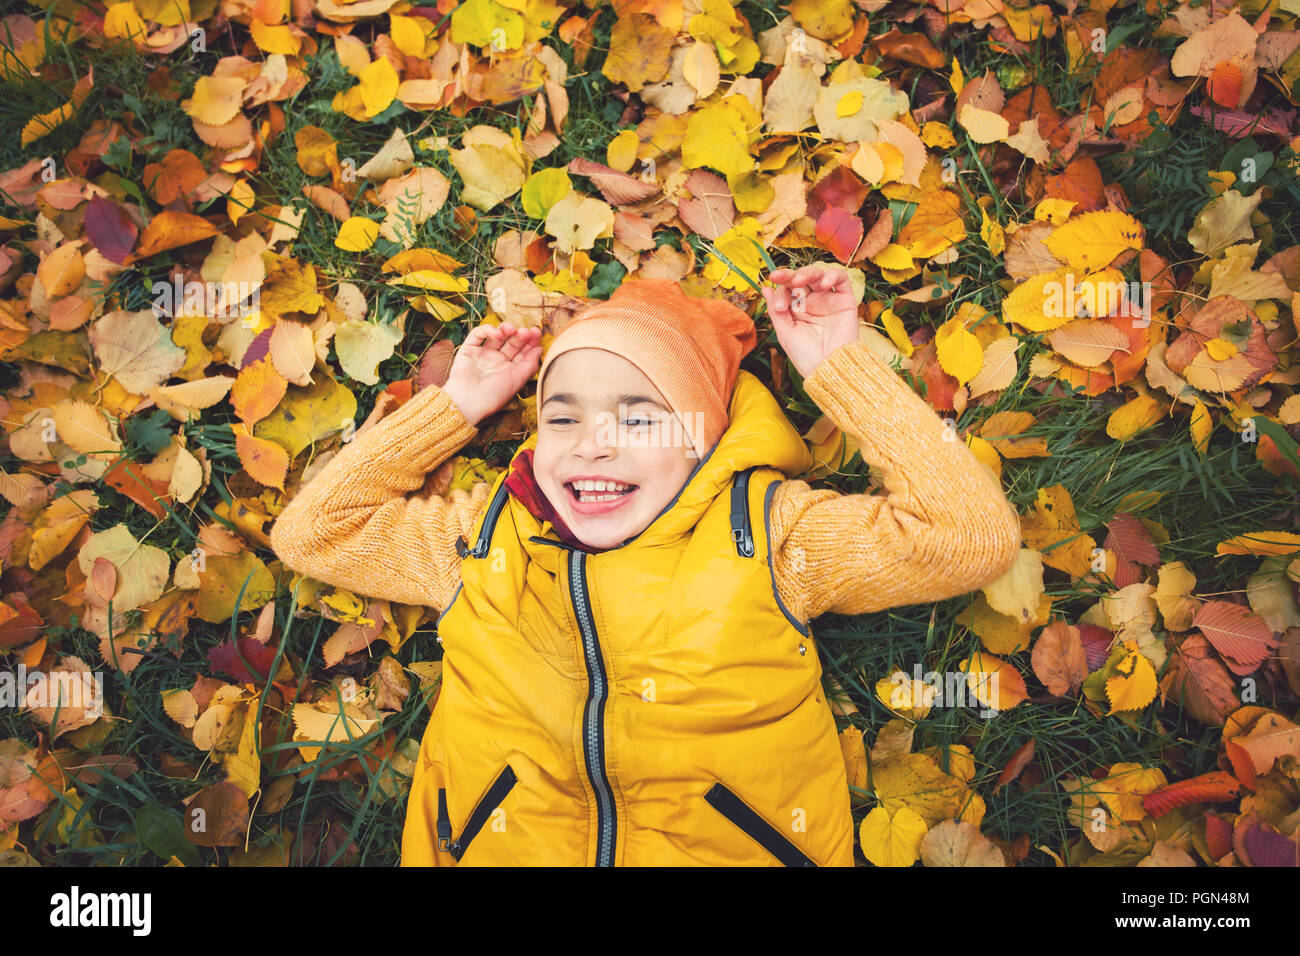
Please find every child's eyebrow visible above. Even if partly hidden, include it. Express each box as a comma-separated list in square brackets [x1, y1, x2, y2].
[541, 393, 668, 410]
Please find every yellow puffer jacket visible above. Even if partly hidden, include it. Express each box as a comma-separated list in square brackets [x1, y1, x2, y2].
[401, 369, 856, 866]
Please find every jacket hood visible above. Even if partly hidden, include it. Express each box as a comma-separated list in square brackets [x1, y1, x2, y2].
[508, 368, 814, 553]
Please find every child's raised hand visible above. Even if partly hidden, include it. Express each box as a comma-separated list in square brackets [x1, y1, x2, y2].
[440, 321, 542, 427]
[761, 264, 860, 380]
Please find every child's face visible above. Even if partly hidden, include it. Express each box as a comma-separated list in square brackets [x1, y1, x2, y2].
[535, 348, 699, 551]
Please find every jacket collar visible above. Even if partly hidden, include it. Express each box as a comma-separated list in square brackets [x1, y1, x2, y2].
[507, 370, 813, 559]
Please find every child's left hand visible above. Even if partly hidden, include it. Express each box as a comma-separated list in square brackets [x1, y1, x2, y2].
[761, 264, 860, 380]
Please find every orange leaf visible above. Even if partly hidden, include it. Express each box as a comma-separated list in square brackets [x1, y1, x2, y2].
[127, 211, 221, 263]
[231, 356, 288, 425]
[1140, 770, 1241, 818]
[141, 149, 207, 209]
[234, 424, 289, 491]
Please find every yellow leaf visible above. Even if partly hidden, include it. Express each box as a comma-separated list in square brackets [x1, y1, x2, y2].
[358, 56, 400, 119]
[875, 671, 933, 720]
[544, 192, 615, 254]
[980, 207, 1005, 257]
[836, 89, 864, 117]
[682, 39, 720, 100]
[1034, 198, 1077, 224]
[957, 104, 1009, 143]
[1043, 210, 1144, 271]
[1105, 644, 1158, 714]
[1190, 398, 1212, 455]
[335, 318, 404, 386]
[1216, 531, 1300, 556]
[219, 702, 262, 798]
[390, 14, 430, 57]
[1205, 337, 1238, 360]
[605, 130, 639, 173]
[183, 75, 246, 126]
[336, 217, 379, 252]
[390, 270, 470, 293]
[227, 179, 255, 225]
[682, 99, 756, 177]
[249, 19, 301, 56]
[701, 217, 765, 291]
[879, 307, 914, 356]
[521, 167, 572, 219]
[935, 316, 983, 384]
[921, 121, 956, 148]
[982, 548, 1045, 623]
[77, 524, 170, 613]
[104, 3, 148, 42]
[872, 243, 914, 271]
[447, 125, 528, 212]
[859, 806, 928, 867]
[1106, 394, 1165, 440]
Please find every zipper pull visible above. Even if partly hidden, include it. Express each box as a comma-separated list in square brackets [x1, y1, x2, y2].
[436, 788, 453, 852]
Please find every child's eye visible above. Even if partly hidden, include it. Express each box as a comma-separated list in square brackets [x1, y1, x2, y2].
[623, 417, 654, 427]
[546, 417, 575, 425]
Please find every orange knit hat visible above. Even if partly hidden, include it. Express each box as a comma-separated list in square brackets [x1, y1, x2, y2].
[536, 278, 757, 456]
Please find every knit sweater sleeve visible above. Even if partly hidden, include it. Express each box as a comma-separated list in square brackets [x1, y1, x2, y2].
[767, 340, 1022, 621]
[267, 383, 491, 612]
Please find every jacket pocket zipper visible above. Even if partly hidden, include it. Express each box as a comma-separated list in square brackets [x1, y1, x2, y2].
[437, 763, 517, 862]
[704, 781, 817, 867]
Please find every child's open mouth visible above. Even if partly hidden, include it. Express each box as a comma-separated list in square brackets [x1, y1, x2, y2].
[566, 480, 638, 515]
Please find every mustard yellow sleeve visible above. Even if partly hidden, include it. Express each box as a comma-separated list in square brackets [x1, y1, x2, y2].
[768, 340, 1022, 621]
[268, 383, 492, 612]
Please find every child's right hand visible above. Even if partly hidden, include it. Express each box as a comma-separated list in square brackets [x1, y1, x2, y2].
[440, 321, 543, 427]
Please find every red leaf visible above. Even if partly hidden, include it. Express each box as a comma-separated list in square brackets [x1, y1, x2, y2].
[815, 206, 862, 264]
[1193, 601, 1279, 675]
[993, 738, 1035, 795]
[1205, 812, 1234, 860]
[207, 635, 278, 683]
[1206, 61, 1242, 110]
[1223, 738, 1258, 791]
[808, 163, 869, 220]
[1141, 770, 1241, 818]
[1077, 623, 1114, 671]
[84, 195, 137, 264]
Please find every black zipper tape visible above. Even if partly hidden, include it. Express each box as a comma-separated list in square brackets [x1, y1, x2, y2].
[569, 549, 616, 866]
[730, 467, 756, 557]
[456, 480, 510, 559]
[437, 764, 518, 862]
[704, 782, 817, 866]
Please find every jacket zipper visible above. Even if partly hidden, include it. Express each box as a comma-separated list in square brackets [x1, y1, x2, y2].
[704, 781, 817, 866]
[437, 764, 518, 862]
[456, 480, 510, 559]
[729, 466, 756, 557]
[568, 548, 616, 866]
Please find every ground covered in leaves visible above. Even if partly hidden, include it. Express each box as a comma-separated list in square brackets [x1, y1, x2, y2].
[1, 0, 1300, 867]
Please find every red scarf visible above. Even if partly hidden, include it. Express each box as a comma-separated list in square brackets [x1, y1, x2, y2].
[503, 450, 602, 554]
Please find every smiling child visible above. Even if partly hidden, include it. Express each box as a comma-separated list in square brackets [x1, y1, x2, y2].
[269, 264, 1022, 866]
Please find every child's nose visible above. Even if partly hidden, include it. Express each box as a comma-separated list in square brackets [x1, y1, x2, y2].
[574, 413, 615, 457]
